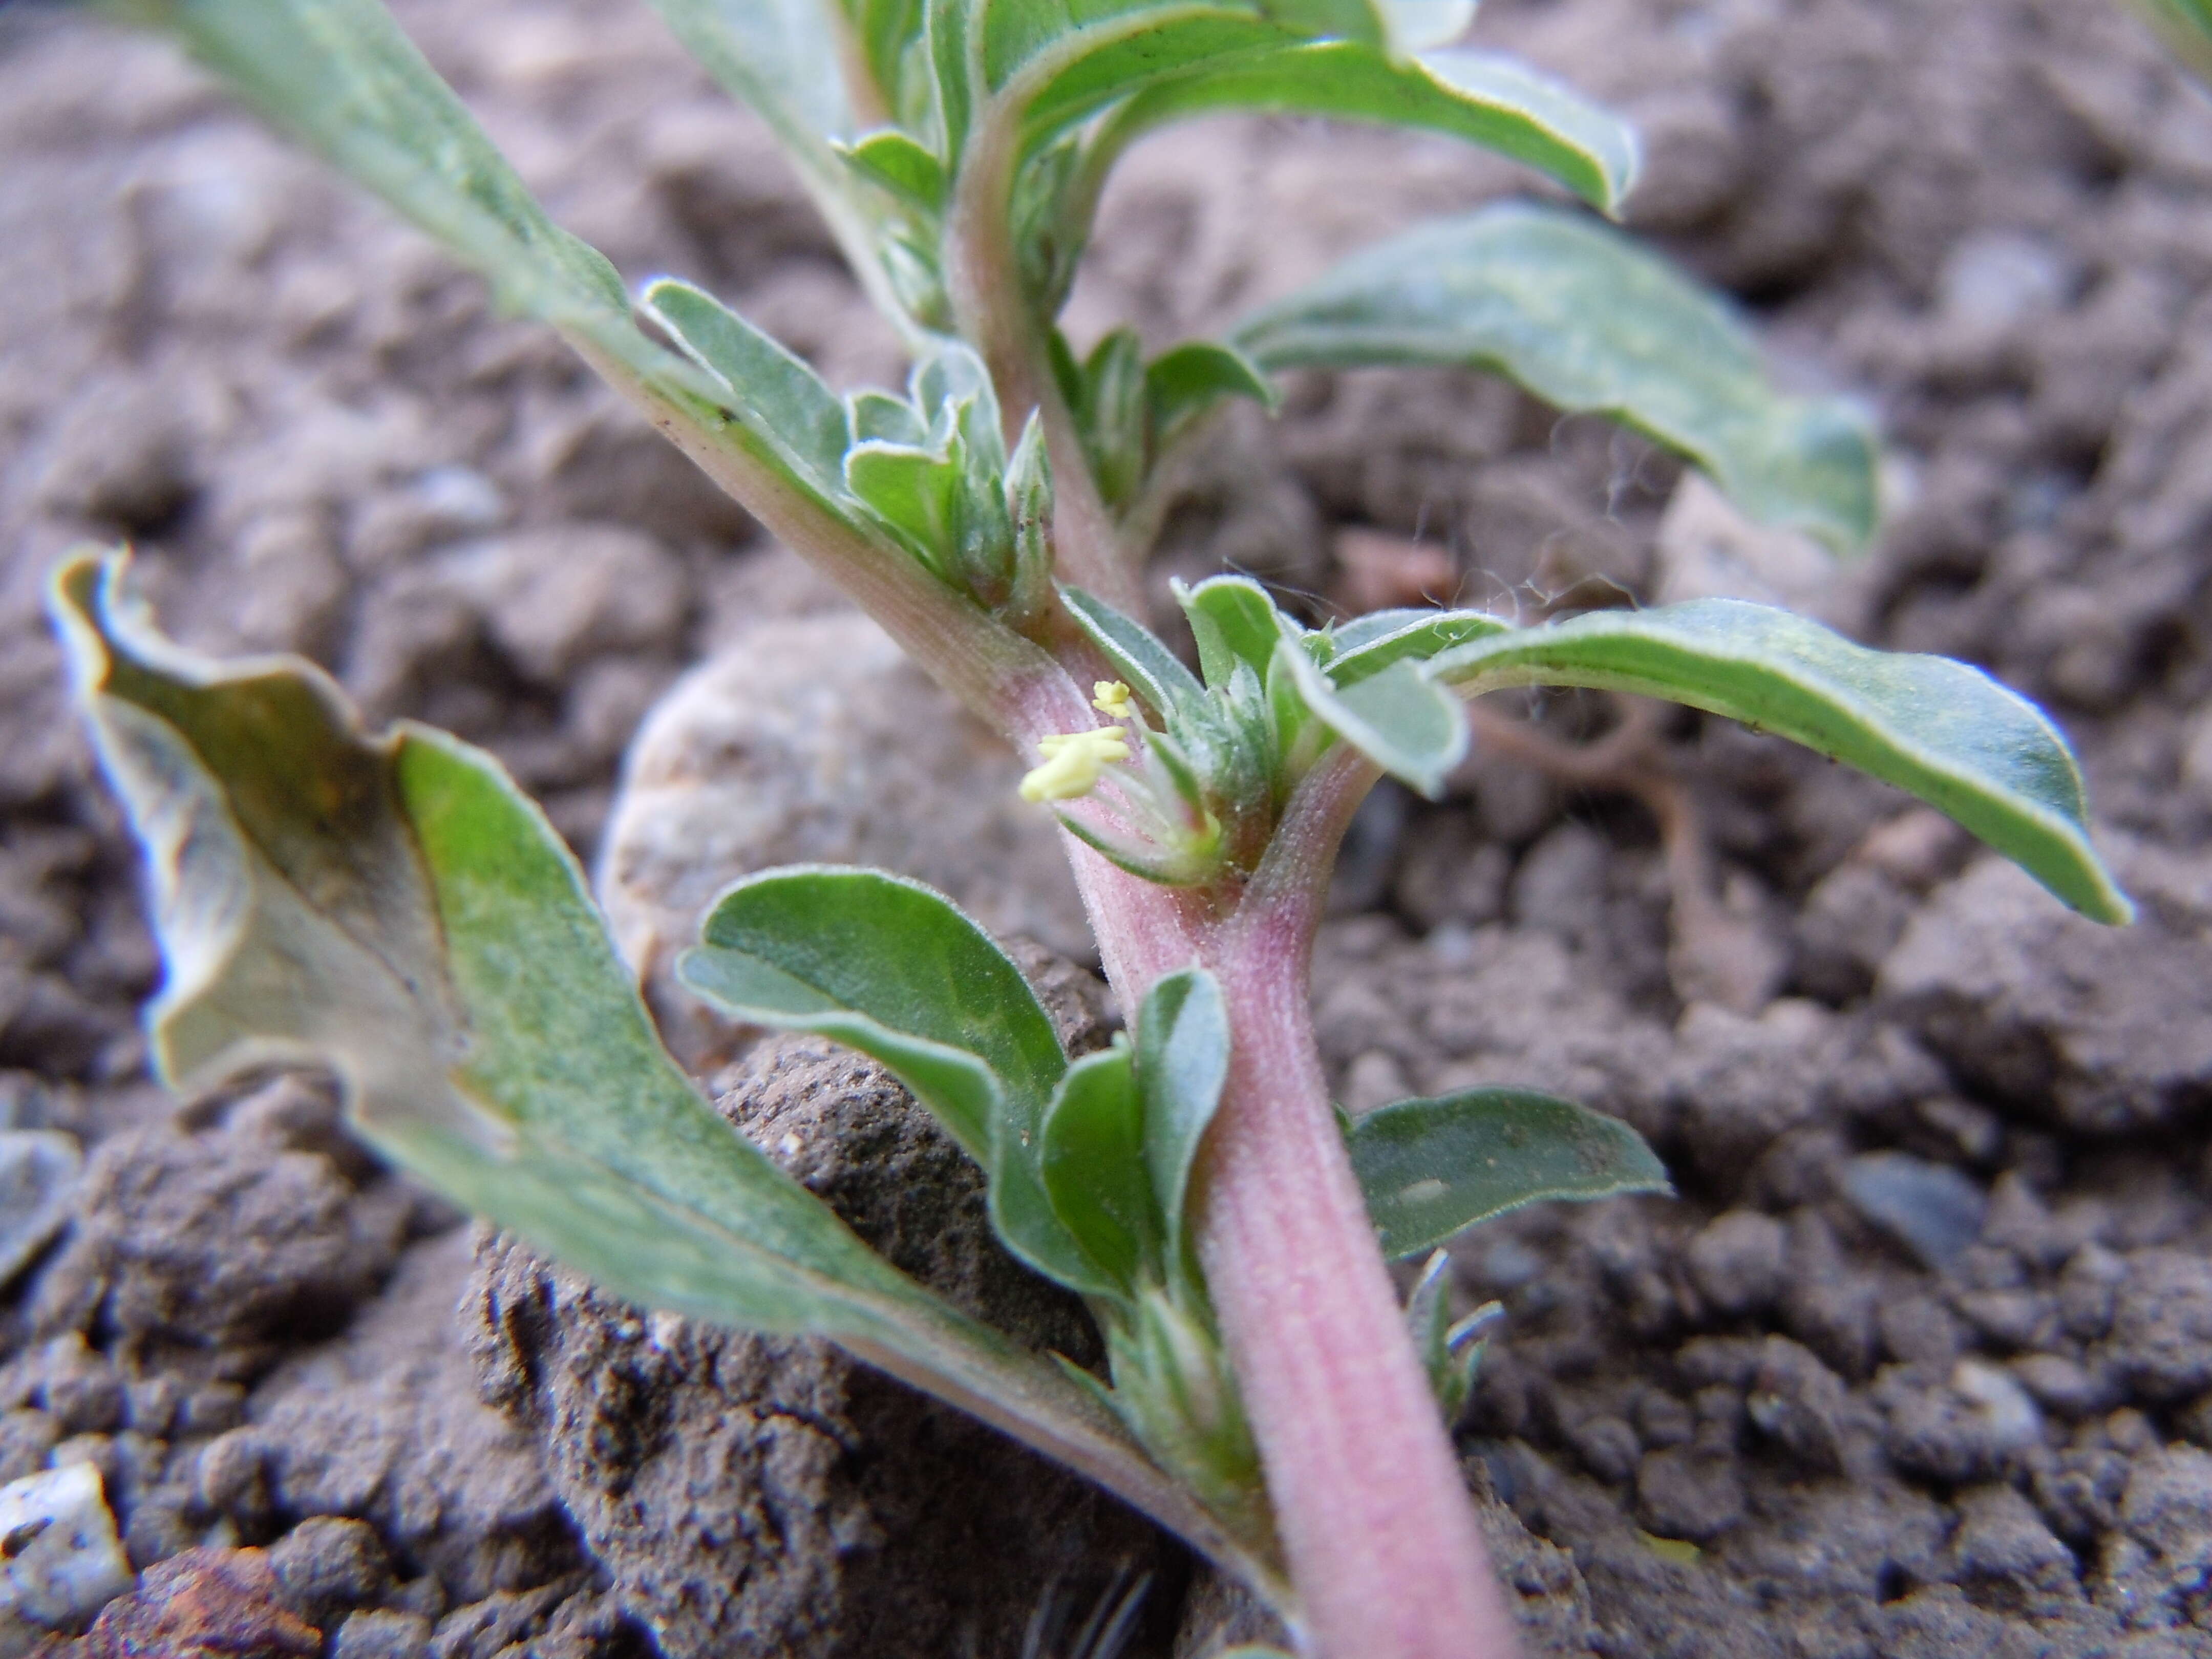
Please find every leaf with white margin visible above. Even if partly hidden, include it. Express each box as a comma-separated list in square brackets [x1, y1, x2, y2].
[1349, 1088, 1670, 1259]
[1176, 576, 1301, 693]
[1320, 609, 1511, 686]
[50, 550, 1278, 1602]
[1062, 586, 1213, 729]
[1237, 203, 1877, 553]
[1274, 642, 1469, 798]
[1038, 44, 1636, 216]
[679, 867, 1111, 1298]
[1431, 598, 2133, 923]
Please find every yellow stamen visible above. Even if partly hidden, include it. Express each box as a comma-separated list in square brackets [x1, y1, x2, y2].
[1019, 726, 1132, 803]
[1092, 680, 1135, 720]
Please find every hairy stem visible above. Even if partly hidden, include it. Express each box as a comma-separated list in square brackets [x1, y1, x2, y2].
[1068, 748, 1525, 1659]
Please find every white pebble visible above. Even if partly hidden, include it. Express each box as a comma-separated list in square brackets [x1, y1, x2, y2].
[0, 1462, 134, 1656]
[1953, 1358, 2044, 1451]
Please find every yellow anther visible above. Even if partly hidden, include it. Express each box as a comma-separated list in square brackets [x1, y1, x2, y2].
[1019, 726, 1132, 803]
[1092, 680, 1135, 720]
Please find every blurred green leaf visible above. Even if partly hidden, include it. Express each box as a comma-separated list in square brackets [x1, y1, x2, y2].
[680, 867, 1113, 1295]
[2130, 0, 2212, 81]
[1320, 609, 1512, 686]
[854, 0, 928, 116]
[1237, 203, 1878, 552]
[1429, 599, 2135, 924]
[648, 0, 853, 148]
[1032, 41, 1636, 214]
[1145, 341, 1279, 443]
[928, 0, 977, 163]
[48, 550, 1223, 1562]
[1277, 645, 1467, 798]
[1078, 328, 1151, 513]
[645, 0, 889, 292]
[1349, 1089, 1670, 1258]
[841, 127, 950, 213]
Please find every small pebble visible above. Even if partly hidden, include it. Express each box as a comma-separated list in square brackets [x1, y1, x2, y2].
[0, 1462, 135, 1656]
[1841, 1151, 1987, 1272]
[331, 1607, 433, 1659]
[1954, 1358, 2044, 1450]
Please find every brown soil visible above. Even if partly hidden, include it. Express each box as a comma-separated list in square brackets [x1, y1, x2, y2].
[8, 0, 2212, 1655]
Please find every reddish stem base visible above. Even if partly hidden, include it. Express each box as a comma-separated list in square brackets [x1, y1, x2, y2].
[1069, 800, 1522, 1659]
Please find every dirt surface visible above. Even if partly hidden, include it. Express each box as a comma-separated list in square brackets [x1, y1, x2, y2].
[9, 0, 2212, 1654]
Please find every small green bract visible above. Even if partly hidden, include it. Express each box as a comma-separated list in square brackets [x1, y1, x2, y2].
[56, 0, 2131, 1653]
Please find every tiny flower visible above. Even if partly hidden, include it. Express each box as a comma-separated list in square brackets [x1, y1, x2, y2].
[1092, 679, 1135, 720]
[1019, 726, 1133, 802]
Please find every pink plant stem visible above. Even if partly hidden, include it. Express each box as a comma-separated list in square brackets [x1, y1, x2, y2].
[1066, 748, 1524, 1659]
[1201, 930, 1521, 1659]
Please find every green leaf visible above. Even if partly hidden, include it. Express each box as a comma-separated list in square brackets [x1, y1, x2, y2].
[1349, 1088, 1671, 1259]
[927, 0, 977, 164]
[856, 0, 928, 117]
[48, 550, 1258, 1580]
[1428, 599, 2135, 924]
[1040, 1047, 1158, 1293]
[679, 868, 1064, 1156]
[845, 441, 961, 563]
[1034, 41, 1637, 215]
[841, 127, 949, 214]
[1134, 968, 1229, 1275]
[1146, 341, 1279, 442]
[849, 389, 930, 446]
[1275, 644, 1467, 798]
[1079, 329, 1150, 512]
[981, 0, 1193, 95]
[1237, 202, 1878, 552]
[1321, 608, 1512, 686]
[642, 278, 855, 503]
[1061, 587, 1211, 727]
[1176, 576, 1300, 693]
[679, 867, 1114, 1296]
[645, 0, 854, 170]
